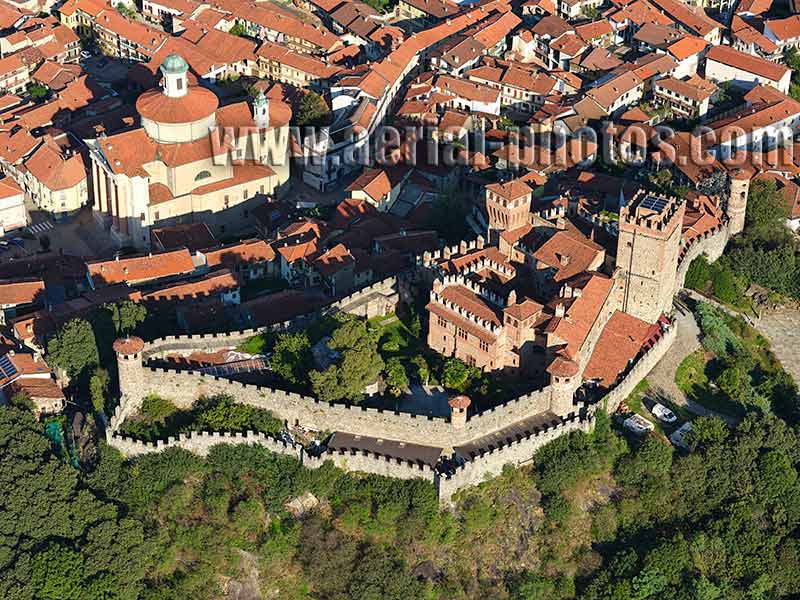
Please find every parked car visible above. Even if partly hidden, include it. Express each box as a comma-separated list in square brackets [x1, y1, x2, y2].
[670, 422, 693, 450]
[623, 414, 655, 436]
[651, 403, 677, 424]
[80, 50, 91, 59]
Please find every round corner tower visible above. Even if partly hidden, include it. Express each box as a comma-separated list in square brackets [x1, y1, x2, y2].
[547, 356, 579, 416]
[727, 168, 750, 236]
[449, 395, 471, 429]
[114, 336, 146, 413]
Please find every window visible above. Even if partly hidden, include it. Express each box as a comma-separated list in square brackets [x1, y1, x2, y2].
[195, 170, 211, 181]
[176, 78, 183, 90]
[479, 340, 489, 352]
[437, 316, 447, 327]
[466, 355, 476, 367]
[457, 327, 467, 341]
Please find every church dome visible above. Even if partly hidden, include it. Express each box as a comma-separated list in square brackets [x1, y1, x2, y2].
[160, 53, 188, 75]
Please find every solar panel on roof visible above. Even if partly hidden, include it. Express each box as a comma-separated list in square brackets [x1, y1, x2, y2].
[640, 196, 668, 213]
[0, 354, 17, 380]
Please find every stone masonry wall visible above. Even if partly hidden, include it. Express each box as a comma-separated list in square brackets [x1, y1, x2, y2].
[140, 277, 400, 360]
[126, 367, 556, 450]
[106, 429, 436, 483]
[674, 222, 729, 295]
[437, 413, 592, 506]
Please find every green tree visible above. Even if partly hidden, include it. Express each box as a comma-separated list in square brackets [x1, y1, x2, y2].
[28, 83, 49, 100]
[106, 300, 147, 335]
[89, 367, 110, 414]
[384, 357, 408, 397]
[310, 316, 384, 402]
[711, 264, 742, 304]
[745, 178, 789, 240]
[228, 21, 248, 37]
[0, 407, 152, 599]
[685, 254, 712, 291]
[46, 318, 99, 380]
[296, 91, 330, 127]
[270, 332, 312, 385]
[410, 355, 429, 385]
[441, 358, 475, 393]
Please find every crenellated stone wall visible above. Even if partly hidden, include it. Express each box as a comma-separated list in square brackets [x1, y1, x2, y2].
[675, 222, 729, 295]
[140, 276, 401, 360]
[117, 366, 557, 450]
[106, 428, 437, 482]
[437, 413, 592, 506]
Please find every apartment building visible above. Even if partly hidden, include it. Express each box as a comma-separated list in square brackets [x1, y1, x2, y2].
[654, 75, 717, 118]
[705, 45, 791, 94]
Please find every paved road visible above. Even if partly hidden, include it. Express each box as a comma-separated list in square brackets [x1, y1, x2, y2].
[754, 308, 800, 384]
[645, 308, 738, 425]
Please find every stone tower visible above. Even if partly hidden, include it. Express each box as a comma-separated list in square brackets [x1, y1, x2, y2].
[253, 90, 270, 130]
[160, 54, 189, 99]
[727, 168, 750, 236]
[485, 179, 533, 243]
[617, 191, 685, 324]
[547, 355, 579, 415]
[449, 395, 471, 429]
[114, 336, 146, 414]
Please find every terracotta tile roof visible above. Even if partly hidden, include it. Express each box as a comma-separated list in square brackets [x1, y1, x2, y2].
[88, 248, 195, 285]
[610, 0, 673, 27]
[765, 15, 800, 41]
[330, 197, 377, 229]
[655, 75, 716, 102]
[9, 376, 65, 400]
[731, 15, 778, 54]
[633, 22, 682, 46]
[531, 14, 572, 38]
[0, 175, 23, 199]
[312, 243, 355, 276]
[486, 178, 532, 200]
[346, 168, 393, 203]
[504, 297, 542, 320]
[151, 222, 216, 251]
[136, 84, 218, 125]
[682, 193, 723, 243]
[440, 246, 516, 276]
[273, 230, 319, 263]
[25, 138, 87, 191]
[144, 268, 238, 301]
[0, 54, 25, 78]
[439, 284, 503, 326]
[0, 278, 44, 306]
[575, 19, 614, 42]
[578, 46, 623, 71]
[583, 309, 654, 387]
[202, 239, 276, 269]
[706, 95, 800, 138]
[240, 289, 326, 326]
[545, 272, 614, 359]
[648, 0, 720, 36]
[549, 32, 586, 56]
[666, 35, 709, 60]
[531, 227, 604, 281]
[586, 71, 643, 111]
[706, 44, 788, 82]
[630, 51, 677, 80]
[0, 127, 40, 167]
[95, 9, 168, 56]
[256, 40, 342, 79]
[737, 0, 772, 14]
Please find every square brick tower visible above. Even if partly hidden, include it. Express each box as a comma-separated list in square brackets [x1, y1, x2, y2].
[616, 191, 685, 324]
[485, 179, 533, 243]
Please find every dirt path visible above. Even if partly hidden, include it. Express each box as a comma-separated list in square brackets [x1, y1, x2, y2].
[646, 309, 738, 425]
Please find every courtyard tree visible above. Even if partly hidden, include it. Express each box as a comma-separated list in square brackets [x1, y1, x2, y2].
[297, 92, 330, 127]
[106, 300, 147, 335]
[310, 316, 383, 403]
[384, 357, 408, 397]
[47, 318, 100, 380]
[270, 332, 312, 385]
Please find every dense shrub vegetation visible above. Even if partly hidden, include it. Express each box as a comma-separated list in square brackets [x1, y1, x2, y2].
[4, 397, 800, 598]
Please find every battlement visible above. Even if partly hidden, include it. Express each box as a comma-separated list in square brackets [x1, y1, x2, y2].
[419, 237, 486, 267]
[620, 191, 684, 235]
[106, 428, 301, 459]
